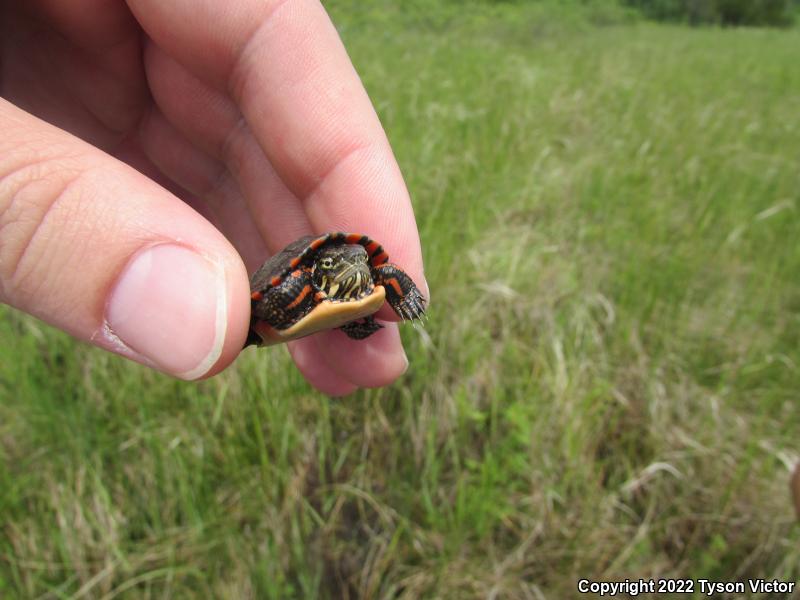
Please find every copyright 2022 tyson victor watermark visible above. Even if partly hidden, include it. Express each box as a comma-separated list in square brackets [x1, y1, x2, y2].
[577, 578, 795, 596]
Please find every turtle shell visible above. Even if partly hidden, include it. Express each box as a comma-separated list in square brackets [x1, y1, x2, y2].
[249, 233, 391, 346]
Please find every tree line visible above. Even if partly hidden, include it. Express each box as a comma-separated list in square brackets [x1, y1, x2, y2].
[622, 0, 796, 26]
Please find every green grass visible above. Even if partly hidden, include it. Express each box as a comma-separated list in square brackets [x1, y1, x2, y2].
[2, 2, 800, 598]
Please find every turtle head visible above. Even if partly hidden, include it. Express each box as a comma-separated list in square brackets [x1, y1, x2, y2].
[312, 244, 374, 301]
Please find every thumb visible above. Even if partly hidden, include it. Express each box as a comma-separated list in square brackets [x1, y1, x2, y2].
[0, 100, 250, 379]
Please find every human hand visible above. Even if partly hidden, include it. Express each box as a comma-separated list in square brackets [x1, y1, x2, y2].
[0, 0, 426, 394]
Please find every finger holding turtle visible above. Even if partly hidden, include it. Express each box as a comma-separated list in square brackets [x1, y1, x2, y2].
[133, 0, 427, 391]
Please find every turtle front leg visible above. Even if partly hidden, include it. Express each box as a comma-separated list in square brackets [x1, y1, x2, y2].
[372, 263, 427, 322]
[247, 269, 318, 346]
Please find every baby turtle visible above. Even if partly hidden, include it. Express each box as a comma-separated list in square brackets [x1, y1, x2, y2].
[246, 232, 426, 346]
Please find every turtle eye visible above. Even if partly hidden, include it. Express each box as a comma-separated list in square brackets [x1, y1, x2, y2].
[320, 257, 334, 270]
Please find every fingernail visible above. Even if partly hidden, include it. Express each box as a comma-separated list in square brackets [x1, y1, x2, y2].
[107, 244, 227, 379]
[400, 348, 409, 375]
[421, 271, 431, 304]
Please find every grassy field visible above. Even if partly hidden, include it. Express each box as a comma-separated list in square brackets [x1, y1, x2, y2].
[2, 2, 800, 598]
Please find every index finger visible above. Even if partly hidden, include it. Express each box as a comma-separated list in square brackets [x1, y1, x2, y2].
[126, 0, 427, 296]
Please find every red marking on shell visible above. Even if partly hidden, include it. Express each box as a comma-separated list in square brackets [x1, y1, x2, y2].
[372, 251, 389, 265]
[345, 233, 363, 244]
[314, 291, 327, 302]
[251, 291, 263, 301]
[365, 241, 380, 255]
[270, 276, 281, 287]
[290, 257, 301, 268]
[286, 284, 313, 309]
[290, 269, 302, 278]
[310, 236, 327, 250]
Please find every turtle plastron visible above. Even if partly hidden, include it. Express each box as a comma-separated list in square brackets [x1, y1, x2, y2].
[249, 286, 386, 346]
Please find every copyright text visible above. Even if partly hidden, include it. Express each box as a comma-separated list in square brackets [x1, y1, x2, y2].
[577, 578, 795, 596]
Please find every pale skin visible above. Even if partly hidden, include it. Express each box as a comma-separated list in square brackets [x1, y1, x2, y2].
[0, 0, 427, 395]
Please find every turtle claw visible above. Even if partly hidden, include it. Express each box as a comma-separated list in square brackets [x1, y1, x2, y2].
[397, 303, 411, 322]
[393, 288, 426, 323]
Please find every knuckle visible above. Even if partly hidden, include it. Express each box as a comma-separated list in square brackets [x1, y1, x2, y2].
[0, 155, 83, 306]
[227, 0, 294, 102]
